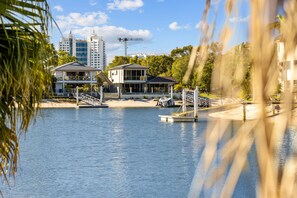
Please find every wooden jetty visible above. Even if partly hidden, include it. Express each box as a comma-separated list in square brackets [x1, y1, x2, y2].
[76, 86, 108, 108]
[159, 87, 199, 122]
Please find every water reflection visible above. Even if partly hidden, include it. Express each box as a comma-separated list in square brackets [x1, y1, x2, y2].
[108, 109, 131, 197]
[180, 122, 186, 142]
[1, 108, 268, 197]
[278, 127, 297, 169]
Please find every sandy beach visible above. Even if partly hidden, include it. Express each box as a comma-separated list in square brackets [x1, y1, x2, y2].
[39, 100, 77, 108]
[209, 104, 261, 121]
[104, 99, 159, 108]
[39, 99, 160, 108]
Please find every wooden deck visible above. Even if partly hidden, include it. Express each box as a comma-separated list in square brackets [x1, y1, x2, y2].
[159, 115, 198, 122]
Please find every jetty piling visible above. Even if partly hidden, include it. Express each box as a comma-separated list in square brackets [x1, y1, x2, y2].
[243, 102, 246, 122]
[100, 85, 103, 104]
[76, 86, 79, 106]
[170, 86, 174, 102]
[182, 89, 187, 112]
[194, 86, 199, 119]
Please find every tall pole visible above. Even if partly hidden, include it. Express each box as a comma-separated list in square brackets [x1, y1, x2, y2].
[182, 89, 186, 113]
[100, 85, 103, 104]
[90, 72, 93, 96]
[243, 102, 246, 122]
[118, 37, 143, 57]
[124, 40, 127, 57]
[194, 86, 198, 119]
[170, 85, 173, 100]
[76, 86, 78, 106]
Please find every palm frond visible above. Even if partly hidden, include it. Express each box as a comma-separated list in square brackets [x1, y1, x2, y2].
[0, 0, 53, 182]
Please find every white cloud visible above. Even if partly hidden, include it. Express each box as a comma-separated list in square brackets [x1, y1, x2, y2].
[56, 12, 108, 29]
[195, 22, 201, 29]
[53, 5, 63, 12]
[211, 0, 221, 5]
[107, 0, 144, 11]
[89, 0, 97, 6]
[169, 22, 190, 31]
[169, 22, 180, 30]
[195, 21, 208, 30]
[71, 26, 152, 51]
[229, 16, 250, 23]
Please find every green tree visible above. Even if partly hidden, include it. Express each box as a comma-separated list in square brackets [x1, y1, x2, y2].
[199, 53, 215, 93]
[129, 55, 144, 65]
[172, 55, 190, 83]
[217, 42, 252, 99]
[109, 56, 130, 67]
[239, 43, 253, 99]
[57, 50, 77, 65]
[0, 0, 53, 181]
[170, 45, 193, 59]
[106, 56, 129, 70]
[147, 55, 174, 76]
[197, 42, 222, 93]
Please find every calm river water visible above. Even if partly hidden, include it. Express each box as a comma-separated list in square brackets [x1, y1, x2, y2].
[3, 107, 288, 197]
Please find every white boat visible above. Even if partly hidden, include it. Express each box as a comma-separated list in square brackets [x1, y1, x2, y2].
[156, 97, 175, 107]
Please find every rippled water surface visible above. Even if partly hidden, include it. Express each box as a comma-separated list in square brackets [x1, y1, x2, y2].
[2, 108, 260, 197]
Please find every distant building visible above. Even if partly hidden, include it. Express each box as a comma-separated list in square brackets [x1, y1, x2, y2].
[58, 32, 75, 56]
[87, 32, 106, 70]
[58, 32, 106, 69]
[75, 39, 88, 65]
[129, 53, 147, 59]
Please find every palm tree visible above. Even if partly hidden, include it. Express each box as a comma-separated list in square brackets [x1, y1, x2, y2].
[0, 0, 53, 183]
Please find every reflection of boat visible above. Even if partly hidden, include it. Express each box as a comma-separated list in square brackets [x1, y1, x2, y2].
[156, 97, 175, 107]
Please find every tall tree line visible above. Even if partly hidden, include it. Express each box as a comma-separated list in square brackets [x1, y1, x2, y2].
[106, 43, 248, 95]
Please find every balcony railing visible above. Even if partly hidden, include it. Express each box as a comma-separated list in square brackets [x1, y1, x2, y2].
[56, 76, 97, 81]
[124, 76, 147, 81]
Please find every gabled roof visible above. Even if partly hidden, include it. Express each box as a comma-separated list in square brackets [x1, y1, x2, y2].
[147, 76, 176, 84]
[53, 62, 100, 72]
[109, 63, 149, 70]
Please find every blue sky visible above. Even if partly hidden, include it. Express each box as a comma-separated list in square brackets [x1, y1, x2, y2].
[48, 0, 250, 63]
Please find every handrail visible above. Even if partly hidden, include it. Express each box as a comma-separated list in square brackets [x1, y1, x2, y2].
[56, 76, 97, 81]
[80, 93, 101, 105]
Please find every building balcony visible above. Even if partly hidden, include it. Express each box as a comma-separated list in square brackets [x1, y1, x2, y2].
[56, 76, 97, 83]
[124, 76, 147, 82]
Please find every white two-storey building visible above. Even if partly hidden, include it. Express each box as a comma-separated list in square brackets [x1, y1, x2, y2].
[53, 62, 100, 96]
[277, 38, 297, 92]
[108, 63, 176, 97]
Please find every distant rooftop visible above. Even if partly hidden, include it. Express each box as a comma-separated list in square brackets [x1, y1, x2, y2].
[53, 62, 100, 72]
[109, 63, 148, 70]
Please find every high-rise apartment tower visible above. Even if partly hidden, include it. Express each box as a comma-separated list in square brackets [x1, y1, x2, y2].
[87, 32, 106, 70]
[59, 32, 106, 69]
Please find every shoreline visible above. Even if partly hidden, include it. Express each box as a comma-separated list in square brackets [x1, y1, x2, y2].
[39, 99, 287, 122]
[38, 97, 241, 109]
[39, 99, 161, 109]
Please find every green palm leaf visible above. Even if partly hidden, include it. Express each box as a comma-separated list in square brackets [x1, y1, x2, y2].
[0, 0, 53, 184]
